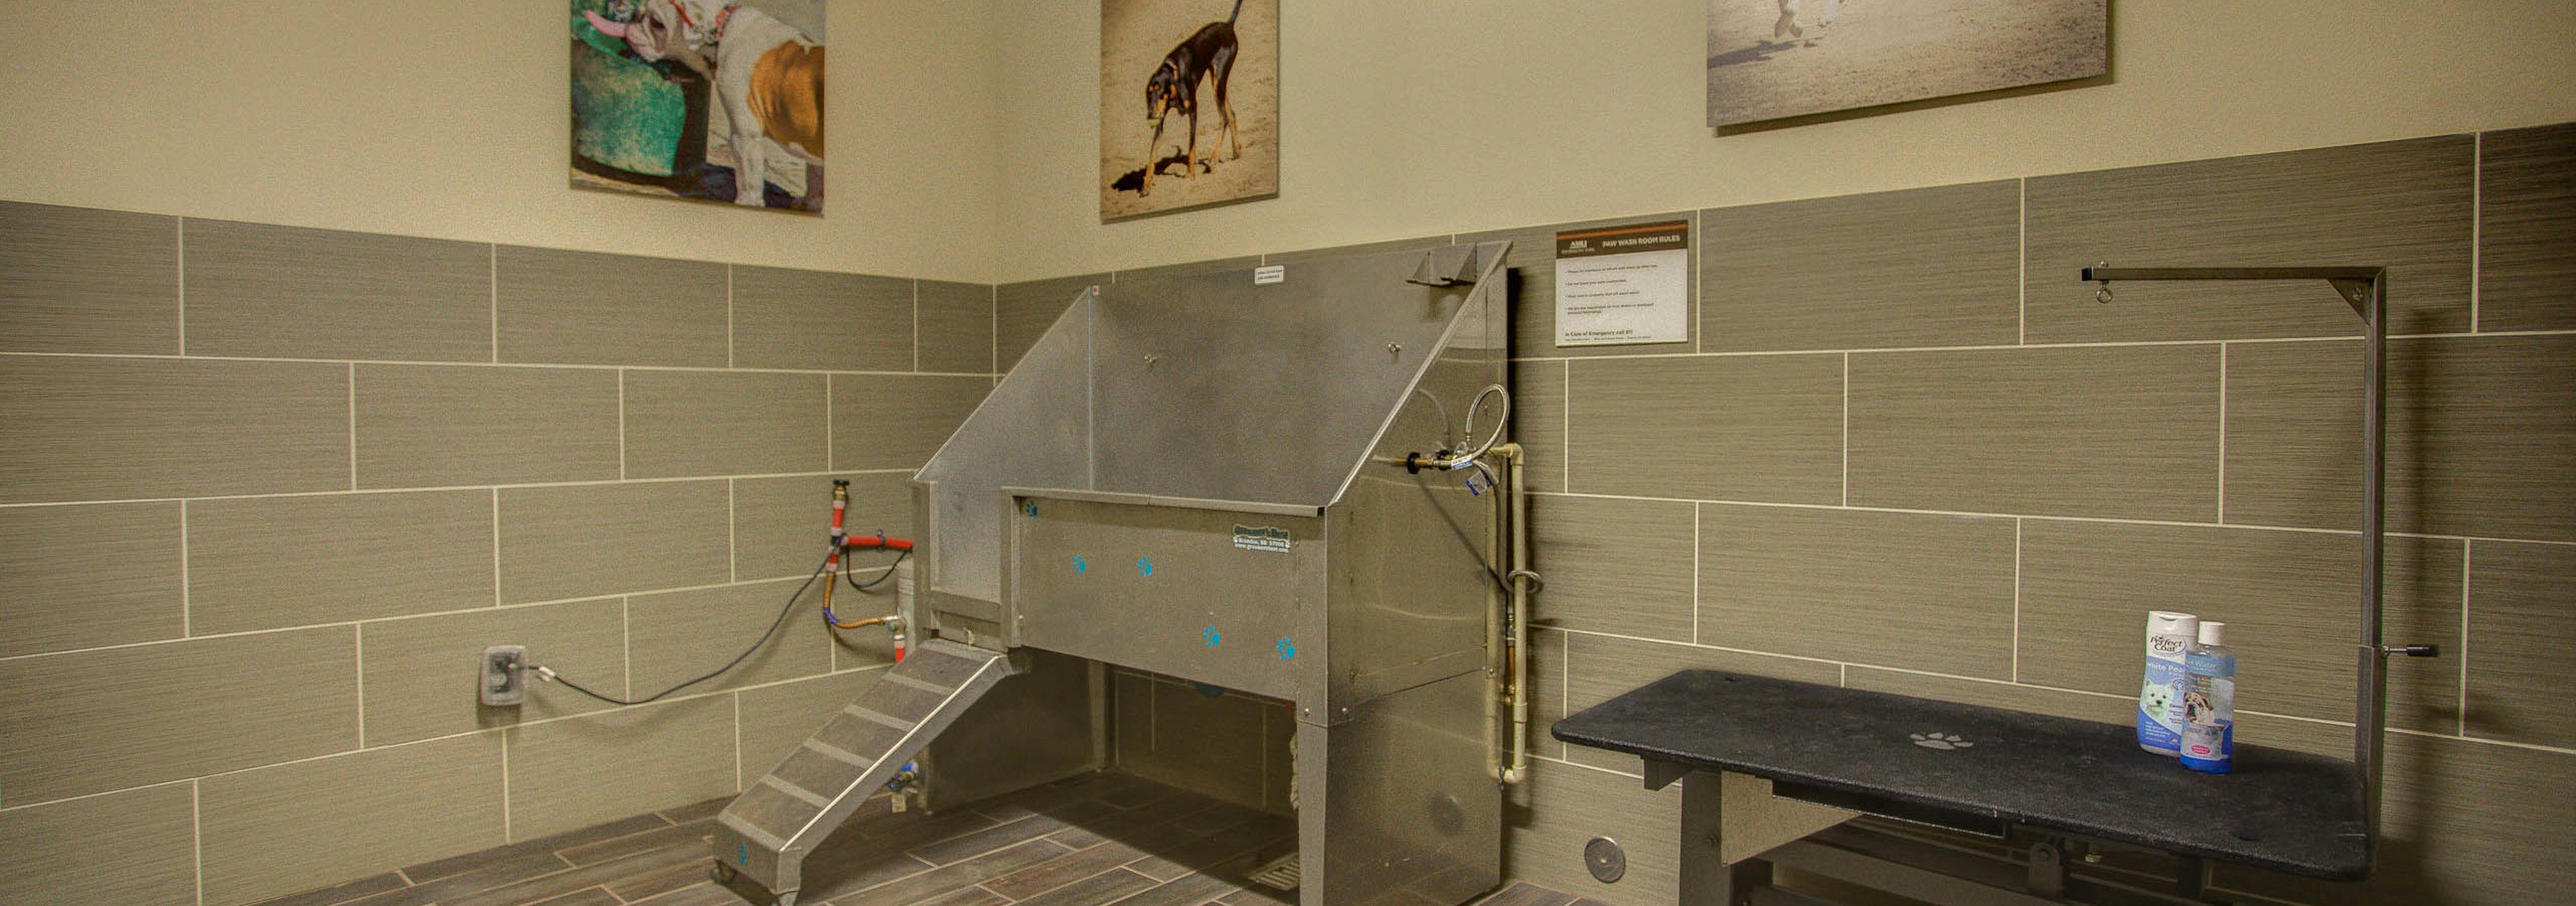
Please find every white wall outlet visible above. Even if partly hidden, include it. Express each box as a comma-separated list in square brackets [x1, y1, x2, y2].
[480, 645, 528, 706]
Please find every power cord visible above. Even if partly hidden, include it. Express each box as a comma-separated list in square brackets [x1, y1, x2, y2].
[535, 543, 837, 707]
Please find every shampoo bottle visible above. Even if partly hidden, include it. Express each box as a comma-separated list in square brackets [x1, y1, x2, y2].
[2180, 621, 2237, 774]
[2137, 611, 2198, 755]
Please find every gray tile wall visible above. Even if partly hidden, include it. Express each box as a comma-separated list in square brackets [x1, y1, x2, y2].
[995, 123, 2576, 906]
[7, 121, 2568, 906]
[0, 210, 990, 906]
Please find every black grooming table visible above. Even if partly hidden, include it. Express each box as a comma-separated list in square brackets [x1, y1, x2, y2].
[1553, 670, 2370, 880]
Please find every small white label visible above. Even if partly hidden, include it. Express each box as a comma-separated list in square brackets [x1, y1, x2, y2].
[1233, 524, 1291, 553]
[1252, 265, 1285, 285]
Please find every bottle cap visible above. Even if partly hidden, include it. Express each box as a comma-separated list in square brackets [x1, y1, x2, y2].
[2149, 611, 2198, 636]
[2198, 621, 2225, 646]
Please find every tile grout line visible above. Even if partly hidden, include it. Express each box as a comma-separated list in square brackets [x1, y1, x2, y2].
[2471, 132, 2483, 333]
[2017, 178, 2027, 346]
[2217, 343, 2227, 523]
[347, 363, 359, 489]
[501, 729, 513, 843]
[492, 489, 504, 606]
[1690, 503, 1702, 646]
[176, 218, 186, 356]
[1840, 352, 1849, 506]
[2012, 517, 2023, 683]
[354, 623, 368, 747]
[178, 501, 193, 636]
[622, 597, 633, 699]
[2458, 539, 2471, 738]
[191, 778, 204, 906]
[0, 468, 924, 510]
[1560, 362, 1572, 490]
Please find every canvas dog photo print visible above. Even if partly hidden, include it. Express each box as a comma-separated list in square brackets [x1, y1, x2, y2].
[572, 0, 826, 213]
[1708, 0, 2106, 128]
[1101, 0, 1280, 221]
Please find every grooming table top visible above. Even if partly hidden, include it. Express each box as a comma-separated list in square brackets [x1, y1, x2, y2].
[1553, 670, 2370, 880]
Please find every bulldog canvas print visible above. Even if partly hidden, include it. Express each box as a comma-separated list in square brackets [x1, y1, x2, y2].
[1708, 0, 2105, 128]
[1100, 0, 1280, 221]
[572, 0, 826, 213]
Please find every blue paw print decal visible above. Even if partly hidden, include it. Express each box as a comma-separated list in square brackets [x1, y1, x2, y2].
[1138, 556, 1155, 576]
[1205, 625, 1221, 646]
[1276, 637, 1297, 660]
[1021, 500, 1040, 517]
[737, 842, 749, 866]
[1072, 554, 1087, 573]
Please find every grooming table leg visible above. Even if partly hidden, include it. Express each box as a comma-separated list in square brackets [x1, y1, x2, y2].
[1666, 766, 1774, 906]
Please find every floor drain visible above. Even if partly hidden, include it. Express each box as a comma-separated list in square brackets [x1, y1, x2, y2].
[1247, 853, 1300, 891]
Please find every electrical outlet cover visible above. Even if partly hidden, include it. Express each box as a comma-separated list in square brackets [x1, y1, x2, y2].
[480, 645, 528, 706]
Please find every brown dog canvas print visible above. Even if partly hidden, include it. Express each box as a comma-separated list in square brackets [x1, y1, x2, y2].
[1101, 0, 1279, 221]
[572, 0, 826, 213]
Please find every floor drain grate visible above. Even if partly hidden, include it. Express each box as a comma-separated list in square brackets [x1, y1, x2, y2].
[1247, 852, 1300, 891]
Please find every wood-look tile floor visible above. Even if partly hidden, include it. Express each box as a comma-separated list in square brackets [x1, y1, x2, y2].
[246, 772, 1591, 906]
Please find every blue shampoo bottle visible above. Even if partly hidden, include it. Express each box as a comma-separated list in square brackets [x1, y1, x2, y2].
[2180, 621, 2236, 773]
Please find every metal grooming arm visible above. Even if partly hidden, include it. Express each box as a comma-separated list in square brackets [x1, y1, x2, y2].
[2080, 265, 2441, 862]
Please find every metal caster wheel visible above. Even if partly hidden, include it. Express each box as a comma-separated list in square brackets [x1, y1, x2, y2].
[709, 861, 737, 884]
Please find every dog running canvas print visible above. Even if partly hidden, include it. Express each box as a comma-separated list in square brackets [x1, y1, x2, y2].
[572, 0, 826, 213]
[1102, 0, 1280, 221]
[1707, 0, 2104, 128]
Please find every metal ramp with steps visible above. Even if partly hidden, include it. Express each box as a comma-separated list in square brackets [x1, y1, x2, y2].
[710, 638, 1018, 905]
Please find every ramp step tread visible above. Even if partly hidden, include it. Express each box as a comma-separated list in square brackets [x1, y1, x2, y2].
[843, 703, 919, 732]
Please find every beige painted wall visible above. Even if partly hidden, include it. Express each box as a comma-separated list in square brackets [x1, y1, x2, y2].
[0, 0, 1001, 283]
[996, 0, 2576, 282]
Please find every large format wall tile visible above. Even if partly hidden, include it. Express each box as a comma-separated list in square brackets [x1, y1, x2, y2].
[830, 374, 991, 470]
[0, 501, 182, 658]
[627, 578, 831, 695]
[1701, 181, 2019, 352]
[2212, 734, 2576, 906]
[1562, 631, 1838, 770]
[187, 489, 494, 634]
[2026, 136, 2475, 341]
[918, 279, 996, 374]
[0, 201, 176, 355]
[1567, 354, 1842, 503]
[199, 733, 506, 906]
[0, 783, 197, 906]
[996, 274, 1102, 372]
[0, 626, 356, 803]
[183, 219, 490, 362]
[736, 668, 879, 783]
[1529, 628, 1568, 761]
[2225, 335, 2576, 542]
[498, 481, 729, 603]
[1847, 345, 2220, 521]
[359, 598, 625, 746]
[1528, 493, 1695, 642]
[623, 370, 828, 479]
[2476, 122, 2576, 332]
[2016, 520, 2461, 732]
[1457, 212, 1697, 359]
[506, 695, 736, 840]
[1845, 667, 2131, 725]
[0, 356, 349, 503]
[1112, 254, 1263, 284]
[1699, 505, 2018, 678]
[733, 472, 912, 582]
[1263, 236, 1450, 266]
[1505, 758, 1678, 906]
[1510, 359, 1565, 493]
[2463, 542, 2576, 750]
[496, 246, 727, 367]
[354, 364, 620, 488]
[729, 266, 914, 372]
